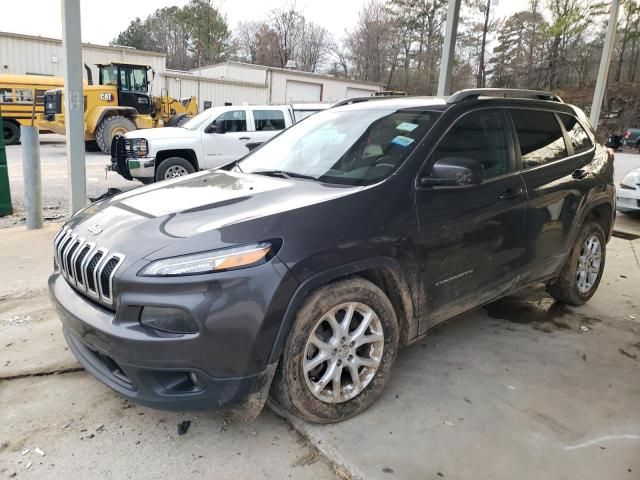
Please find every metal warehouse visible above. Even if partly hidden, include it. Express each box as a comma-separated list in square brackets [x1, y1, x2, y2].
[0, 31, 383, 109]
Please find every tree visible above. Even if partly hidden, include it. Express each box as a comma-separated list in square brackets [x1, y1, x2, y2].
[112, 1, 231, 70]
[182, 0, 232, 67]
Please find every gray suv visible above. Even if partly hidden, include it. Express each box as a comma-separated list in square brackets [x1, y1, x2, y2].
[50, 89, 615, 423]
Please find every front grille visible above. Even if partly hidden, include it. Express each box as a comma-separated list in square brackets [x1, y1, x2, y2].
[54, 226, 125, 307]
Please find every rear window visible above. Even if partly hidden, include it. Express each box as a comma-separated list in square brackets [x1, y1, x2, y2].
[253, 110, 286, 131]
[559, 114, 593, 154]
[510, 110, 567, 169]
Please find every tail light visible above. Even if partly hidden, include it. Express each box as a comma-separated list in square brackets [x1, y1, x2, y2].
[624, 129, 631, 139]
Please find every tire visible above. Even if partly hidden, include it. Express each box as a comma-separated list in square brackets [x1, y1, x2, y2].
[167, 114, 190, 127]
[95, 116, 136, 154]
[3, 121, 20, 145]
[155, 157, 195, 182]
[271, 277, 399, 423]
[547, 221, 606, 306]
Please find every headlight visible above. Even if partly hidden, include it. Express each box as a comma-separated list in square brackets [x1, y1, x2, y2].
[620, 171, 639, 190]
[139, 243, 272, 277]
[125, 138, 148, 157]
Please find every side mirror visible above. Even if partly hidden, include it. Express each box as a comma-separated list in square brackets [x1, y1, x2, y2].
[205, 122, 225, 134]
[420, 157, 484, 187]
[215, 121, 226, 134]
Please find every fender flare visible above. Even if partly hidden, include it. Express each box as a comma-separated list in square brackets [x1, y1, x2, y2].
[267, 256, 416, 365]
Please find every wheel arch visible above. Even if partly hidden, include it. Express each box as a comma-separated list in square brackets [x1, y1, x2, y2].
[155, 149, 199, 172]
[268, 257, 417, 365]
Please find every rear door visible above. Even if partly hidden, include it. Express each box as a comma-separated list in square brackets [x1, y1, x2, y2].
[201, 109, 251, 168]
[415, 109, 527, 330]
[249, 108, 288, 145]
[508, 108, 596, 284]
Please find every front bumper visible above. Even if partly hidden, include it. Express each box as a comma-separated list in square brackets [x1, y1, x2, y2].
[616, 187, 640, 212]
[127, 157, 155, 179]
[48, 264, 291, 411]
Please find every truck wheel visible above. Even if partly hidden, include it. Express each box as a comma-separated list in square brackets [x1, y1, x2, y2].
[95, 116, 136, 154]
[270, 277, 399, 423]
[3, 121, 20, 145]
[547, 221, 606, 306]
[155, 157, 195, 182]
[167, 114, 190, 127]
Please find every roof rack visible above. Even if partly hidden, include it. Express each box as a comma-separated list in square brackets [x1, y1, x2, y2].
[447, 88, 563, 104]
[331, 96, 392, 108]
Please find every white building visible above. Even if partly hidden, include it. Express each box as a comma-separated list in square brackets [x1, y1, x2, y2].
[0, 31, 383, 109]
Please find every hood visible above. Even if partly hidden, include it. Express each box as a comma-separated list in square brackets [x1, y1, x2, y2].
[124, 127, 196, 140]
[66, 170, 362, 262]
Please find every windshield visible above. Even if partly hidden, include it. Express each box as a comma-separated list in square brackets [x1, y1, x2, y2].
[238, 108, 440, 186]
[182, 109, 216, 130]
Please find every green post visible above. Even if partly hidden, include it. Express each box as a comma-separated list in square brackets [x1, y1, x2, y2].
[0, 114, 13, 216]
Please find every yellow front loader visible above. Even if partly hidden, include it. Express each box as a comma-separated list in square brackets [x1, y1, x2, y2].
[38, 63, 197, 154]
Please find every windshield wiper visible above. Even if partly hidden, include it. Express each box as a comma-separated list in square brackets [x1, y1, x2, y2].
[253, 170, 318, 181]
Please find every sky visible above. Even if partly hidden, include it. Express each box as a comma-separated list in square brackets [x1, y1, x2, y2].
[0, 0, 532, 46]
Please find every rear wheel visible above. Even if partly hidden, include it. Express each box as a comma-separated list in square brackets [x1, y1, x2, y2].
[95, 116, 136, 154]
[271, 277, 399, 423]
[548, 221, 606, 306]
[155, 157, 195, 182]
[3, 121, 20, 145]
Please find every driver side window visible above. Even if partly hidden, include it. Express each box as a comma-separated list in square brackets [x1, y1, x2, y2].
[432, 110, 510, 180]
[213, 110, 247, 132]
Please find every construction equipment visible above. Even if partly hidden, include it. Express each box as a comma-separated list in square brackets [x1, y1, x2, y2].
[38, 63, 197, 154]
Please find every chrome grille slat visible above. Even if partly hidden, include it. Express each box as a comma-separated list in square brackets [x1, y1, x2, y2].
[53, 228, 125, 307]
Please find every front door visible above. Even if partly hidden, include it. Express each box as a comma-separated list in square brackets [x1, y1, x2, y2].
[201, 109, 252, 168]
[414, 109, 527, 331]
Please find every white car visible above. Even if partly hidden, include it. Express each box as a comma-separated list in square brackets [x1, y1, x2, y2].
[111, 105, 295, 183]
[617, 167, 640, 215]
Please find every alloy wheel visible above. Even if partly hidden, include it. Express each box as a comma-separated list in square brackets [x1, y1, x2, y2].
[303, 302, 384, 403]
[576, 234, 602, 293]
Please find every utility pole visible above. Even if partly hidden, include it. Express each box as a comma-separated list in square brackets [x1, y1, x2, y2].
[61, 0, 86, 213]
[591, 0, 621, 129]
[438, 0, 462, 96]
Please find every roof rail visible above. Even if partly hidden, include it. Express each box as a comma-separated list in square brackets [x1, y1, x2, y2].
[447, 88, 563, 104]
[331, 96, 393, 108]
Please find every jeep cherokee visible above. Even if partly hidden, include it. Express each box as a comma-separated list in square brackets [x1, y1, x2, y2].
[49, 89, 615, 423]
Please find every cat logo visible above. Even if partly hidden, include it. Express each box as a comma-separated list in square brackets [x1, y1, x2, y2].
[99, 92, 114, 102]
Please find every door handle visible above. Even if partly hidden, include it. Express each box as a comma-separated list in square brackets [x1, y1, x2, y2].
[239, 136, 251, 140]
[572, 169, 590, 180]
[499, 187, 525, 200]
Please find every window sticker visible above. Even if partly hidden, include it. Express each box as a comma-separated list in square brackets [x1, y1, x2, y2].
[391, 135, 415, 147]
[396, 122, 418, 132]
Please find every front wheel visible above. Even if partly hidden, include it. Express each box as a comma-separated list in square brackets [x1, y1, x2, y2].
[95, 116, 136, 154]
[271, 277, 399, 423]
[548, 221, 606, 305]
[155, 157, 195, 182]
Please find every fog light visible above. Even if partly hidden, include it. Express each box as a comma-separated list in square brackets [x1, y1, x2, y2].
[139, 307, 198, 334]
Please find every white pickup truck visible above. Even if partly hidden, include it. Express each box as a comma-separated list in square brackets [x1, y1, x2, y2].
[110, 104, 308, 184]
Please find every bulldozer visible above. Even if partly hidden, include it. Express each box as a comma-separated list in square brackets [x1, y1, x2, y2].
[38, 62, 197, 154]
